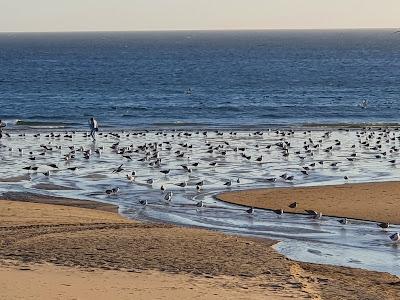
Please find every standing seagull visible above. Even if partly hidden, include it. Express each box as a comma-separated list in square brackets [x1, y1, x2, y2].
[176, 181, 187, 187]
[378, 222, 390, 229]
[246, 207, 254, 214]
[306, 210, 322, 219]
[196, 201, 204, 208]
[164, 191, 173, 202]
[273, 209, 284, 216]
[160, 169, 170, 175]
[224, 180, 232, 187]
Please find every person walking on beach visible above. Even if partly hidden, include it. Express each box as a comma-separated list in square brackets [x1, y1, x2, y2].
[88, 117, 99, 141]
[0, 120, 6, 139]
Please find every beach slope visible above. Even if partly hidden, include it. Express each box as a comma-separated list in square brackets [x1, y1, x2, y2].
[0, 196, 399, 299]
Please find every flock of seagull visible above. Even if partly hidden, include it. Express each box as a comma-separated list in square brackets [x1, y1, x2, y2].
[1, 127, 400, 242]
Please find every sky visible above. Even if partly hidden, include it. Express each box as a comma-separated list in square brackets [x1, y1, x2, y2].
[0, 0, 399, 32]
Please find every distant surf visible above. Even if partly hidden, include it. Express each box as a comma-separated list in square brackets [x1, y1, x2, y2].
[15, 120, 80, 128]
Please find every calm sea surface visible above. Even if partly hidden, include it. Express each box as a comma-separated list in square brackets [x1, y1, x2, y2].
[0, 30, 399, 130]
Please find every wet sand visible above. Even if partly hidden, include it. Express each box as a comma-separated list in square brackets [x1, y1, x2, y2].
[0, 195, 399, 299]
[218, 181, 400, 224]
[1, 191, 118, 213]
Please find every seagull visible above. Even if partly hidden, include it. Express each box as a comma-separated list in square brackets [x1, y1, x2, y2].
[314, 212, 323, 219]
[112, 164, 124, 173]
[146, 178, 154, 185]
[111, 187, 120, 194]
[224, 180, 232, 187]
[246, 207, 254, 214]
[126, 174, 135, 181]
[196, 201, 204, 208]
[176, 181, 187, 187]
[389, 233, 400, 242]
[280, 173, 288, 180]
[305, 210, 322, 219]
[338, 218, 348, 225]
[139, 199, 148, 206]
[160, 169, 170, 175]
[378, 222, 390, 229]
[161, 185, 166, 192]
[273, 209, 284, 216]
[164, 191, 173, 202]
[305, 209, 318, 215]
[181, 165, 191, 171]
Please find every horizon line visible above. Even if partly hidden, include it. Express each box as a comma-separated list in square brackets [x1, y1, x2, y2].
[0, 27, 398, 34]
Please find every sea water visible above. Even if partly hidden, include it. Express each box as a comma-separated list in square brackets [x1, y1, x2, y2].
[1, 30, 400, 130]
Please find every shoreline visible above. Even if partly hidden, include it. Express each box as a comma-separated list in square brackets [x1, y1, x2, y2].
[3, 123, 400, 133]
[217, 181, 400, 224]
[0, 193, 400, 299]
[1, 191, 118, 213]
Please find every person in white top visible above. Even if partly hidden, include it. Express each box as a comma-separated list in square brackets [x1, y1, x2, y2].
[0, 120, 6, 139]
[88, 117, 99, 141]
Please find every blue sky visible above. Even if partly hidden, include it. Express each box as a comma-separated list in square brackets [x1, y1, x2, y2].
[1, 0, 399, 32]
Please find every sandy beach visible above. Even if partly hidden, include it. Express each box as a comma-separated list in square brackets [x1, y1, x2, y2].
[0, 194, 399, 299]
[218, 181, 400, 224]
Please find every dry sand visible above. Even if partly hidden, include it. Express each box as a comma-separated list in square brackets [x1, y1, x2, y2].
[218, 181, 400, 224]
[0, 194, 399, 299]
[0, 264, 283, 300]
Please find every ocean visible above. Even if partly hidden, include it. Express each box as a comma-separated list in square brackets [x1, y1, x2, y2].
[0, 29, 399, 130]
